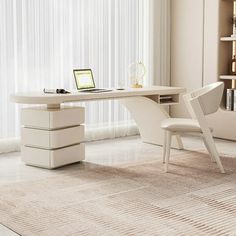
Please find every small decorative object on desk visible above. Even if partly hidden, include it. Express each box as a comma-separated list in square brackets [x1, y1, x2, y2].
[128, 61, 146, 88]
[231, 15, 236, 37]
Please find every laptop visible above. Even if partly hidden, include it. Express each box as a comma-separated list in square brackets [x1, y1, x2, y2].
[73, 69, 112, 93]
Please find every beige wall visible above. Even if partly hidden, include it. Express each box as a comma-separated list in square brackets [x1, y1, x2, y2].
[170, 0, 204, 118]
[203, 0, 219, 86]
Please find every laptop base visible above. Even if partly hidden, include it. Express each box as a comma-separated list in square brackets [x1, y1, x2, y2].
[79, 89, 112, 93]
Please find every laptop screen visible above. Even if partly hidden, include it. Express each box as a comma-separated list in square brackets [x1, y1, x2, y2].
[74, 69, 95, 90]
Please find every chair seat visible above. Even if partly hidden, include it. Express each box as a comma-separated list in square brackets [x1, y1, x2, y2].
[161, 118, 213, 133]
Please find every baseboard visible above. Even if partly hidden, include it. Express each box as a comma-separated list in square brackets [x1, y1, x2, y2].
[0, 138, 21, 154]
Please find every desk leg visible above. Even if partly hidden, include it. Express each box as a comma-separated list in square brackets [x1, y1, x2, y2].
[120, 97, 183, 149]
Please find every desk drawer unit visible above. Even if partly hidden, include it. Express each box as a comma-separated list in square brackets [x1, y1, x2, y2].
[21, 106, 85, 169]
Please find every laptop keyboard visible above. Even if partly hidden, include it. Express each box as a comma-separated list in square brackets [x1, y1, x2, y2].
[79, 89, 112, 93]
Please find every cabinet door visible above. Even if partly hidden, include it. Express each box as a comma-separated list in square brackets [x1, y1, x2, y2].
[170, 0, 204, 118]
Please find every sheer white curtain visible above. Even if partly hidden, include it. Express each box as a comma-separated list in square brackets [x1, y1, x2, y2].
[0, 0, 170, 153]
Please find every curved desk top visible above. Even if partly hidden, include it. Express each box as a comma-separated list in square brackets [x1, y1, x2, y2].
[11, 86, 186, 105]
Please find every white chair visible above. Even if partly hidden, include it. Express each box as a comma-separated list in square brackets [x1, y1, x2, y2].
[161, 82, 225, 173]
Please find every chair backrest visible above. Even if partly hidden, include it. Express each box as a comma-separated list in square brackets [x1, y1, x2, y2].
[183, 82, 224, 133]
[183, 82, 224, 117]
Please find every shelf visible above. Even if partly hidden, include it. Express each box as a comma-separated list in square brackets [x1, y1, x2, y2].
[220, 108, 236, 113]
[159, 102, 179, 106]
[220, 37, 236, 41]
[220, 75, 236, 80]
[146, 94, 180, 105]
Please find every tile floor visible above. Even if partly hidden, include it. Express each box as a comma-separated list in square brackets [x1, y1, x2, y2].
[0, 135, 236, 235]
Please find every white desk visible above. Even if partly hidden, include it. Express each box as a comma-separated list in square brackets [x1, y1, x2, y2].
[11, 86, 186, 169]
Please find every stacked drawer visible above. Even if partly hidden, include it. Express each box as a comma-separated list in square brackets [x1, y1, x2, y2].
[21, 106, 85, 169]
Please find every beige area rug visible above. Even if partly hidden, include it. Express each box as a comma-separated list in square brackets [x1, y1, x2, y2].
[1, 151, 236, 236]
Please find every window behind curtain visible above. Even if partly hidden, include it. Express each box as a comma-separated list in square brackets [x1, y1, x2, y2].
[0, 0, 161, 140]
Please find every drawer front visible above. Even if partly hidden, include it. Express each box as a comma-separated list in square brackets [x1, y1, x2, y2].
[51, 143, 85, 168]
[21, 146, 51, 168]
[21, 143, 85, 169]
[22, 125, 84, 149]
[50, 108, 85, 129]
[21, 106, 85, 129]
[21, 109, 50, 128]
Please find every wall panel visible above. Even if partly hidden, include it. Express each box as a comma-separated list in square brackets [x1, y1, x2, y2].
[170, 0, 204, 118]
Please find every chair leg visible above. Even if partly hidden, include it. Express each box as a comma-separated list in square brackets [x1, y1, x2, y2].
[203, 137, 216, 163]
[163, 131, 167, 164]
[204, 134, 225, 174]
[165, 131, 172, 173]
[176, 134, 184, 150]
